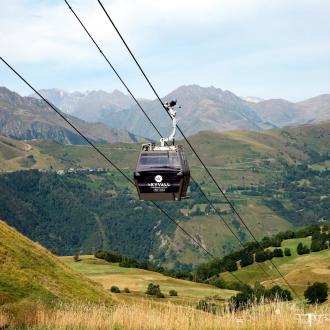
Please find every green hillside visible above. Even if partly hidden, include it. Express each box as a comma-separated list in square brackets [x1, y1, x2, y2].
[221, 236, 330, 295]
[0, 220, 111, 306]
[1, 121, 330, 267]
[2, 120, 330, 175]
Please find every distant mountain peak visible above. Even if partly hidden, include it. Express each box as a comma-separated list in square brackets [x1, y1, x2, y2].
[241, 96, 264, 103]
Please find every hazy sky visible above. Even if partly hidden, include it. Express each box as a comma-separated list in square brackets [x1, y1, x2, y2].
[0, 0, 329, 101]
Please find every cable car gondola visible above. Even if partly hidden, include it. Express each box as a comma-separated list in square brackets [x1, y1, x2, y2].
[134, 100, 190, 201]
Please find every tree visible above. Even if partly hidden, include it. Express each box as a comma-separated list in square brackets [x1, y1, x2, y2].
[224, 259, 238, 272]
[272, 248, 284, 258]
[304, 282, 328, 304]
[240, 253, 254, 267]
[284, 247, 291, 256]
[146, 283, 164, 298]
[297, 242, 310, 255]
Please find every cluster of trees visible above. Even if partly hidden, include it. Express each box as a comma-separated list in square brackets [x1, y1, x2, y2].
[95, 249, 193, 281]
[254, 248, 286, 262]
[196, 223, 328, 283]
[295, 225, 330, 255]
[196, 283, 292, 313]
[310, 228, 330, 252]
[230, 283, 292, 311]
[198, 281, 329, 314]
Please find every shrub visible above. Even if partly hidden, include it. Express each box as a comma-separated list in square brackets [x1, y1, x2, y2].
[95, 250, 122, 263]
[145, 283, 164, 298]
[297, 242, 310, 255]
[123, 288, 130, 293]
[229, 292, 251, 311]
[208, 276, 226, 289]
[284, 248, 291, 256]
[304, 282, 328, 304]
[266, 285, 292, 301]
[73, 253, 80, 262]
[196, 300, 217, 314]
[169, 290, 178, 296]
[110, 286, 120, 293]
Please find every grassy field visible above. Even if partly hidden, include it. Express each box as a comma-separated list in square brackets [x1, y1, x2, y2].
[221, 236, 330, 295]
[2, 298, 330, 329]
[60, 255, 236, 306]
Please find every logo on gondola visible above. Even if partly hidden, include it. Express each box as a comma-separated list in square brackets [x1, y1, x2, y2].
[155, 175, 163, 183]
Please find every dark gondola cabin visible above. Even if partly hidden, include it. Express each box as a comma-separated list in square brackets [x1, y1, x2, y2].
[134, 100, 190, 201]
[134, 143, 190, 201]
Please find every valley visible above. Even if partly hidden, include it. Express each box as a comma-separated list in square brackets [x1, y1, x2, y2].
[1, 120, 330, 267]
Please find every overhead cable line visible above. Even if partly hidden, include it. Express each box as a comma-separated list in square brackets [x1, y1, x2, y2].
[0, 56, 244, 286]
[96, 0, 300, 298]
[63, 0, 286, 290]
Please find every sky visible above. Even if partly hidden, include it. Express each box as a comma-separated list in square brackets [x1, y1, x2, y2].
[0, 0, 329, 101]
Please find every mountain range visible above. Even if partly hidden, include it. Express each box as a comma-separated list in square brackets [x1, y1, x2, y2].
[32, 85, 330, 140]
[0, 87, 143, 144]
[1, 85, 329, 144]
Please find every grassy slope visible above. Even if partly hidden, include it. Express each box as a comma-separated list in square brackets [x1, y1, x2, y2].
[60, 255, 236, 305]
[221, 236, 330, 295]
[0, 136, 61, 172]
[0, 220, 111, 305]
[172, 199, 293, 265]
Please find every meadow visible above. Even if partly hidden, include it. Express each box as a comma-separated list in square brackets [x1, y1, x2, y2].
[60, 255, 235, 306]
